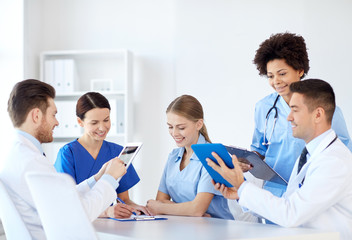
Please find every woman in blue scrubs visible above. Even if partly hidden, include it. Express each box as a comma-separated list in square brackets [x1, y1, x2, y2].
[146, 95, 234, 219]
[246, 33, 352, 198]
[55, 92, 150, 218]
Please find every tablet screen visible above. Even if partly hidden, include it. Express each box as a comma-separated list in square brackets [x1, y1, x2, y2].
[119, 146, 139, 166]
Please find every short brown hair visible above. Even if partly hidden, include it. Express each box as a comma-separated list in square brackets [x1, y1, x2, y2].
[76, 92, 111, 120]
[166, 95, 211, 143]
[253, 32, 310, 78]
[8, 79, 56, 127]
[290, 79, 335, 123]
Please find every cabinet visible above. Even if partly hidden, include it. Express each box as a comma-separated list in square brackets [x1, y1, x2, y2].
[40, 49, 133, 163]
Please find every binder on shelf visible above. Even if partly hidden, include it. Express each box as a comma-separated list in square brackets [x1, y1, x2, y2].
[54, 59, 64, 93]
[91, 78, 113, 92]
[109, 99, 117, 135]
[44, 60, 55, 86]
[54, 101, 81, 138]
[116, 98, 125, 134]
[63, 59, 76, 93]
[44, 59, 77, 94]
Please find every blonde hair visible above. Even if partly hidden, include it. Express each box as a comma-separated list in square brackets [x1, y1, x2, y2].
[166, 95, 211, 143]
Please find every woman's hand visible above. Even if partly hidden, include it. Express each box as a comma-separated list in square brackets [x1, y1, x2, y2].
[146, 199, 163, 216]
[105, 203, 136, 218]
[238, 158, 253, 172]
[133, 204, 152, 216]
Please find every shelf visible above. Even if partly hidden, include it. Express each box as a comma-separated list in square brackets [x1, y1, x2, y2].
[40, 49, 133, 146]
[55, 91, 126, 101]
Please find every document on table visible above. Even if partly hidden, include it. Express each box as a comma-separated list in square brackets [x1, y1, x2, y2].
[108, 215, 168, 221]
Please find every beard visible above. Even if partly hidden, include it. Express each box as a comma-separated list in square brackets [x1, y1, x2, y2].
[36, 118, 54, 143]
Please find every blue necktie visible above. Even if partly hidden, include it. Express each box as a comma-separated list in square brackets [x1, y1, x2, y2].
[297, 147, 308, 174]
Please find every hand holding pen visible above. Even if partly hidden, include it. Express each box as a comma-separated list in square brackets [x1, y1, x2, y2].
[109, 197, 137, 218]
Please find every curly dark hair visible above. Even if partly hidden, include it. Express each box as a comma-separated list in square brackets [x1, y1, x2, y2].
[253, 32, 310, 79]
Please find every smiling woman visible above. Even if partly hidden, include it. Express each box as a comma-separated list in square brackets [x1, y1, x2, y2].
[249, 32, 352, 201]
[146, 95, 234, 220]
[54, 92, 151, 218]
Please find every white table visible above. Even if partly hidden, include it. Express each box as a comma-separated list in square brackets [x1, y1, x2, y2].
[94, 215, 339, 240]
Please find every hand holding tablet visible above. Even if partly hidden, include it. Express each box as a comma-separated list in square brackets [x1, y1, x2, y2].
[191, 143, 235, 187]
[116, 142, 143, 182]
[118, 142, 143, 169]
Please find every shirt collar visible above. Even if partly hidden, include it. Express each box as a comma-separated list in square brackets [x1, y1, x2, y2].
[175, 134, 207, 162]
[278, 94, 291, 116]
[16, 129, 45, 156]
[305, 129, 333, 160]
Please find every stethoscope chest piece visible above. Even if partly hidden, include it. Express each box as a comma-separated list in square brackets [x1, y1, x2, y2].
[262, 95, 280, 146]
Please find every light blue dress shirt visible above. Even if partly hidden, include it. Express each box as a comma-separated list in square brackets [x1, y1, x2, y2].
[251, 92, 352, 197]
[159, 134, 234, 220]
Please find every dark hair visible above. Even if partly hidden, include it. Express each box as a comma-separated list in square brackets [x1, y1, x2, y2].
[76, 92, 111, 120]
[253, 32, 310, 78]
[290, 79, 335, 123]
[166, 95, 211, 143]
[7, 79, 56, 127]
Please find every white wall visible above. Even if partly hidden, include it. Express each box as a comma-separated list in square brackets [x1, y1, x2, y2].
[0, 0, 23, 168]
[174, 0, 352, 147]
[24, 0, 352, 204]
[24, 0, 175, 204]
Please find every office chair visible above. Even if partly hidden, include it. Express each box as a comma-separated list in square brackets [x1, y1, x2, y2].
[25, 172, 99, 240]
[0, 180, 32, 240]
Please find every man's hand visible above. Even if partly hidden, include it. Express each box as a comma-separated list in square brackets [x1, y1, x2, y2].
[212, 180, 239, 200]
[206, 152, 245, 189]
[105, 157, 127, 180]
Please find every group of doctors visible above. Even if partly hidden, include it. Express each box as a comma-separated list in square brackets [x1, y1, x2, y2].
[55, 32, 352, 223]
[1, 32, 352, 240]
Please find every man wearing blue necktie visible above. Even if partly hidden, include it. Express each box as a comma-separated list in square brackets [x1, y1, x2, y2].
[208, 79, 352, 240]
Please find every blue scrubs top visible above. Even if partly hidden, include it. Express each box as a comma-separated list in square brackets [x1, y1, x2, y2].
[55, 140, 140, 194]
[159, 134, 234, 220]
[251, 92, 352, 197]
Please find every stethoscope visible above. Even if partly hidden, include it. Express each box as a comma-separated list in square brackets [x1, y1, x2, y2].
[262, 95, 280, 146]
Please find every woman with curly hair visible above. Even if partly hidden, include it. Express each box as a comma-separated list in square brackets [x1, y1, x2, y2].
[244, 32, 352, 199]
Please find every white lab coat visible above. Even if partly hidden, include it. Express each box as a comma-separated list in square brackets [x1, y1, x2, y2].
[0, 132, 117, 240]
[239, 130, 352, 240]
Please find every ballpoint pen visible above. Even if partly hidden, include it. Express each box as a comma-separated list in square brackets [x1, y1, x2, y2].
[116, 197, 137, 215]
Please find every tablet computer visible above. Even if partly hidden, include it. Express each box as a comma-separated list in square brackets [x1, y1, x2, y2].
[225, 145, 287, 185]
[118, 142, 143, 169]
[191, 143, 234, 187]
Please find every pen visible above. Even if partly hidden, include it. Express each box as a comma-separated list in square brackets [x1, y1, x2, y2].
[116, 197, 137, 216]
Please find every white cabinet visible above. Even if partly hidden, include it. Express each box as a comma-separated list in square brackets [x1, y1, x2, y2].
[40, 49, 133, 163]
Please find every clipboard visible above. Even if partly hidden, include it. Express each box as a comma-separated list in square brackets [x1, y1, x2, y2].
[191, 143, 234, 187]
[109, 216, 168, 222]
[225, 145, 287, 185]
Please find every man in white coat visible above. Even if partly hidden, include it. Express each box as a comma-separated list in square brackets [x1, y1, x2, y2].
[0, 79, 127, 240]
[208, 79, 352, 240]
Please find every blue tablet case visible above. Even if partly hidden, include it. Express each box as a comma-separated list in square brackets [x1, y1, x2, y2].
[191, 143, 234, 187]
